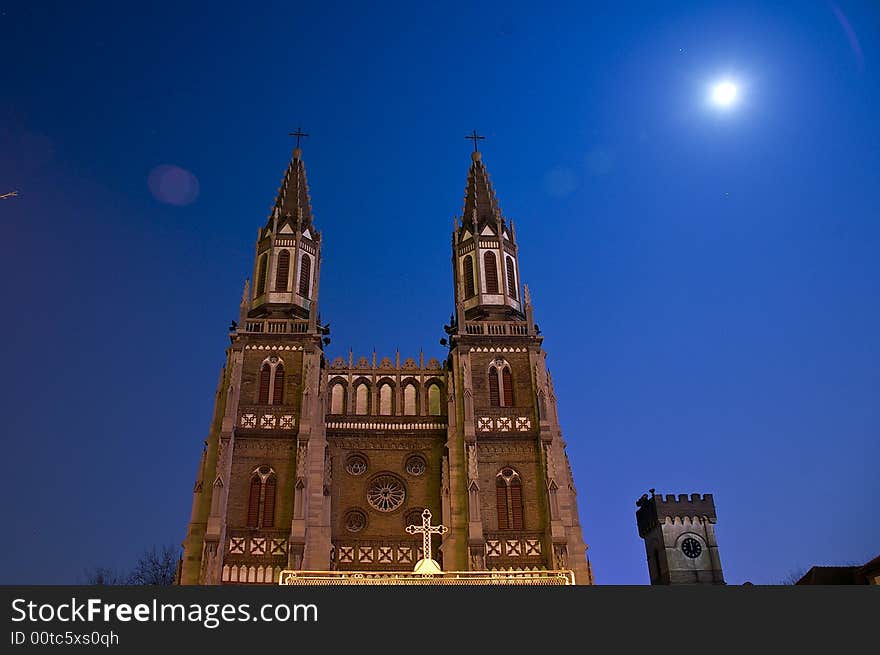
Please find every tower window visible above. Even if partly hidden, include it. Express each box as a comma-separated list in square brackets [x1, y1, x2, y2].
[463, 255, 475, 298]
[272, 363, 284, 405]
[255, 254, 268, 297]
[488, 366, 500, 407]
[298, 253, 312, 298]
[275, 249, 290, 292]
[502, 367, 514, 406]
[495, 467, 524, 530]
[488, 361, 513, 407]
[505, 255, 517, 299]
[246, 466, 277, 529]
[258, 356, 285, 405]
[483, 251, 499, 294]
[258, 363, 271, 405]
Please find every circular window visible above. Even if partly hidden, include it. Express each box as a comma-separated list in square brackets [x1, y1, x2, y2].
[405, 454, 427, 476]
[681, 537, 702, 559]
[345, 454, 368, 476]
[367, 474, 406, 512]
[344, 509, 367, 533]
[404, 508, 425, 528]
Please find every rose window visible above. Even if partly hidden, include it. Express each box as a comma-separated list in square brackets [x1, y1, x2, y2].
[344, 509, 367, 533]
[345, 454, 368, 476]
[367, 474, 406, 512]
[405, 455, 427, 476]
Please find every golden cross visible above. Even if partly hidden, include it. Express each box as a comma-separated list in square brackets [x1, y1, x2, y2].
[405, 509, 448, 562]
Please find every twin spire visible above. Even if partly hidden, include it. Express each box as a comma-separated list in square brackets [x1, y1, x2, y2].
[268, 129, 502, 235]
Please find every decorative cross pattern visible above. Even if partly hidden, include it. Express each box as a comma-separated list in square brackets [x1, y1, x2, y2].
[280, 415, 295, 429]
[241, 414, 257, 428]
[524, 539, 542, 556]
[485, 540, 501, 557]
[229, 537, 245, 554]
[251, 537, 267, 555]
[478, 417, 493, 432]
[516, 417, 531, 431]
[271, 539, 287, 556]
[497, 417, 512, 432]
[260, 414, 277, 429]
[405, 509, 448, 564]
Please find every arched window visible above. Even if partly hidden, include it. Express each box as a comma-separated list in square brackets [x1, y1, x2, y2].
[330, 383, 345, 414]
[463, 255, 475, 298]
[427, 383, 441, 416]
[262, 477, 276, 528]
[379, 383, 393, 416]
[272, 363, 284, 405]
[247, 476, 261, 528]
[355, 384, 369, 415]
[246, 466, 276, 529]
[403, 383, 417, 415]
[505, 255, 517, 299]
[495, 476, 509, 530]
[298, 254, 312, 298]
[258, 357, 285, 405]
[258, 363, 271, 404]
[483, 251, 499, 294]
[488, 366, 500, 407]
[488, 362, 513, 407]
[502, 367, 514, 406]
[275, 250, 290, 292]
[495, 467, 524, 530]
[255, 254, 268, 297]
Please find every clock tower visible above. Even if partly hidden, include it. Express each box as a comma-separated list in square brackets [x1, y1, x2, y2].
[635, 490, 725, 585]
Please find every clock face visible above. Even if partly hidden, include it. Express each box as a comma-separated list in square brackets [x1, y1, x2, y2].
[681, 537, 702, 559]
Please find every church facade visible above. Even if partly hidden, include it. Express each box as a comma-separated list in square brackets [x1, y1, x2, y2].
[179, 141, 594, 585]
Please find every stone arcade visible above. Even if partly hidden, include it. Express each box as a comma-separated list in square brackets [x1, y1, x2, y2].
[178, 138, 594, 586]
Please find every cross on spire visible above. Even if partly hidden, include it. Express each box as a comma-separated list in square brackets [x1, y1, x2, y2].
[465, 129, 485, 153]
[405, 509, 448, 565]
[289, 127, 309, 149]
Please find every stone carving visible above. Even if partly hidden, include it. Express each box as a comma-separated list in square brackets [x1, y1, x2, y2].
[467, 444, 478, 482]
[296, 442, 308, 479]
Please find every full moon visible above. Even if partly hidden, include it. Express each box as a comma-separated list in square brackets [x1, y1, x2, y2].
[711, 80, 738, 107]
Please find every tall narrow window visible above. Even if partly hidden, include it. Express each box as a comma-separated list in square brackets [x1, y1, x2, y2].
[246, 477, 261, 528]
[509, 477, 523, 529]
[298, 254, 312, 298]
[256, 254, 268, 297]
[403, 384, 417, 415]
[258, 363, 271, 404]
[495, 477, 509, 530]
[379, 383, 393, 415]
[483, 251, 499, 294]
[488, 366, 500, 407]
[275, 250, 290, 292]
[330, 384, 345, 414]
[355, 384, 369, 415]
[463, 255, 475, 298]
[272, 363, 284, 405]
[505, 256, 517, 299]
[427, 384, 441, 416]
[496, 468, 523, 531]
[502, 367, 514, 406]
[262, 477, 276, 528]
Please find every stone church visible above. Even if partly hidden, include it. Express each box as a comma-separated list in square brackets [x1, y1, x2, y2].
[179, 139, 594, 585]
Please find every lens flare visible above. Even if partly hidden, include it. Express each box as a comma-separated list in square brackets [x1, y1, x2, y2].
[711, 81, 738, 107]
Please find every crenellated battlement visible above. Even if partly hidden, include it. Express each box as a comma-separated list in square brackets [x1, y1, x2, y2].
[635, 491, 717, 537]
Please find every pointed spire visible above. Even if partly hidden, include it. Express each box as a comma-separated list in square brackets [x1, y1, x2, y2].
[461, 148, 502, 234]
[269, 145, 314, 230]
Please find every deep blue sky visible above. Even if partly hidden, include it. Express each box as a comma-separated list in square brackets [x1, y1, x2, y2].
[1, 1, 878, 585]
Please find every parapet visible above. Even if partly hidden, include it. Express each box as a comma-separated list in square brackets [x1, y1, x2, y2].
[636, 491, 717, 537]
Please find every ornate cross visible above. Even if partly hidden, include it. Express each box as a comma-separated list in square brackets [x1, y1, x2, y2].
[405, 509, 448, 563]
[465, 129, 485, 152]
[289, 127, 309, 149]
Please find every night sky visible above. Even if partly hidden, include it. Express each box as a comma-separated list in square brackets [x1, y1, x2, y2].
[1, 1, 878, 585]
